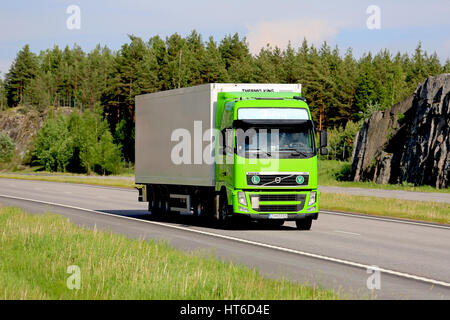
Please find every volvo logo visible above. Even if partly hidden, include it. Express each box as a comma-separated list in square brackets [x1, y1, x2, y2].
[274, 177, 282, 184]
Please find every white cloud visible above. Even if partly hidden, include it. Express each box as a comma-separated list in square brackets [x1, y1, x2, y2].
[246, 19, 345, 54]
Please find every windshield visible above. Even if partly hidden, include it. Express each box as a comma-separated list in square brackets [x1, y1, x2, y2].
[236, 128, 316, 159]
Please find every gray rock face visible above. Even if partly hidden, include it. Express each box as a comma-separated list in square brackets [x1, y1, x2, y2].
[350, 74, 450, 189]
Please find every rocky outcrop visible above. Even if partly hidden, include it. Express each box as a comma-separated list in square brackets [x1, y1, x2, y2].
[0, 106, 74, 166]
[0, 107, 44, 164]
[351, 74, 450, 189]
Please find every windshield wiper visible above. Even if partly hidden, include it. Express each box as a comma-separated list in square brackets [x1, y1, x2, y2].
[247, 149, 272, 157]
[279, 148, 310, 157]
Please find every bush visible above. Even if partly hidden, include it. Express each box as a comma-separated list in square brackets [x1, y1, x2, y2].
[0, 133, 15, 163]
[33, 109, 122, 175]
[33, 114, 73, 171]
[334, 162, 352, 181]
[358, 101, 385, 123]
[324, 121, 360, 161]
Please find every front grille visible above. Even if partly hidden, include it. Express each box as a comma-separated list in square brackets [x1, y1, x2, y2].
[257, 204, 302, 212]
[259, 194, 306, 201]
[247, 174, 309, 186]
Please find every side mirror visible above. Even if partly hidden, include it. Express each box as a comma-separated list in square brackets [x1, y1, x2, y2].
[320, 130, 327, 148]
[320, 147, 329, 156]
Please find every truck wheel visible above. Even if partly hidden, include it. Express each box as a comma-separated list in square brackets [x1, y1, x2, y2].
[219, 193, 232, 228]
[162, 198, 170, 216]
[150, 190, 160, 217]
[194, 202, 204, 220]
[296, 217, 312, 230]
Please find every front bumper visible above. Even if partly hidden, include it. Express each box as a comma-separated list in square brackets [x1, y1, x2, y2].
[232, 189, 319, 219]
[246, 212, 319, 220]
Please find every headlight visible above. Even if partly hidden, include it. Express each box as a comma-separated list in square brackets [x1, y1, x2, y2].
[238, 192, 247, 206]
[308, 192, 317, 206]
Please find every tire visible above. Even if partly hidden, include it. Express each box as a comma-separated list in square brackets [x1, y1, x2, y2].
[194, 201, 204, 220]
[150, 189, 160, 217]
[296, 217, 312, 230]
[162, 197, 170, 216]
[219, 192, 232, 228]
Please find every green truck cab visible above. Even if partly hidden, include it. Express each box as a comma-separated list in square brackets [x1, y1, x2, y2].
[215, 92, 325, 230]
[135, 84, 327, 230]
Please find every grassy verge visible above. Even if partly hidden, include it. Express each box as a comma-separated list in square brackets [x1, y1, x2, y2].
[0, 206, 340, 300]
[320, 192, 450, 225]
[318, 160, 450, 194]
[0, 174, 134, 189]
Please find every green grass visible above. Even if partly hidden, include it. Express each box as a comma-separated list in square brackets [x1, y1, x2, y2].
[0, 173, 134, 189]
[319, 160, 450, 194]
[0, 206, 341, 300]
[320, 193, 450, 225]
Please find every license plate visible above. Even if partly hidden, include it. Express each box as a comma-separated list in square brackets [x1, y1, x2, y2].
[269, 214, 288, 219]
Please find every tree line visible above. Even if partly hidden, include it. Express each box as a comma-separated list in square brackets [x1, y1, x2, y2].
[1, 30, 449, 164]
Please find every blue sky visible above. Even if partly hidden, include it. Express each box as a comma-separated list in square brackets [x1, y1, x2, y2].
[1, 0, 449, 77]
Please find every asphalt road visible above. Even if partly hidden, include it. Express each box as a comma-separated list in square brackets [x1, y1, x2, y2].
[4, 172, 450, 203]
[0, 178, 449, 299]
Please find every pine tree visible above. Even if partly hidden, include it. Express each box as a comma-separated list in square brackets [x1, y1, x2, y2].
[355, 53, 377, 117]
[102, 35, 158, 162]
[444, 59, 450, 73]
[0, 74, 6, 110]
[186, 30, 205, 85]
[282, 42, 301, 83]
[201, 37, 228, 83]
[254, 45, 278, 83]
[302, 43, 339, 129]
[148, 35, 169, 90]
[336, 48, 359, 123]
[5, 45, 38, 106]
[219, 33, 255, 82]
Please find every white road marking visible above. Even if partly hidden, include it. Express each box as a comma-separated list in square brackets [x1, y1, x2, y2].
[321, 210, 450, 230]
[1, 193, 450, 289]
[334, 230, 361, 236]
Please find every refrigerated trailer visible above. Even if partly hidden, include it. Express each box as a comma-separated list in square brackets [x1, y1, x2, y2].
[135, 83, 328, 230]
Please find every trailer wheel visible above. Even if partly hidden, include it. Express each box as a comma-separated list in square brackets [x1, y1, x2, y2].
[194, 202, 204, 220]
[295, 217, 312, 230]
[162, 198, 170, 216]
[150, 189, 160, 217]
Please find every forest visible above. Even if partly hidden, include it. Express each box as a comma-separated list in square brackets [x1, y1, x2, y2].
[0, 31, 449, 173]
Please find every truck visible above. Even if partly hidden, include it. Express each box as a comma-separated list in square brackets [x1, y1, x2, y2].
[135, 83, 328, 230]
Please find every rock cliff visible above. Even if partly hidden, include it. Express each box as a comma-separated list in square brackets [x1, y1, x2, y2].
[0, 107, 74, 166]
[350, 74, 450, 189]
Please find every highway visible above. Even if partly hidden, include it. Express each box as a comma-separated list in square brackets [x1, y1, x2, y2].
[0, 178, 449, 299]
